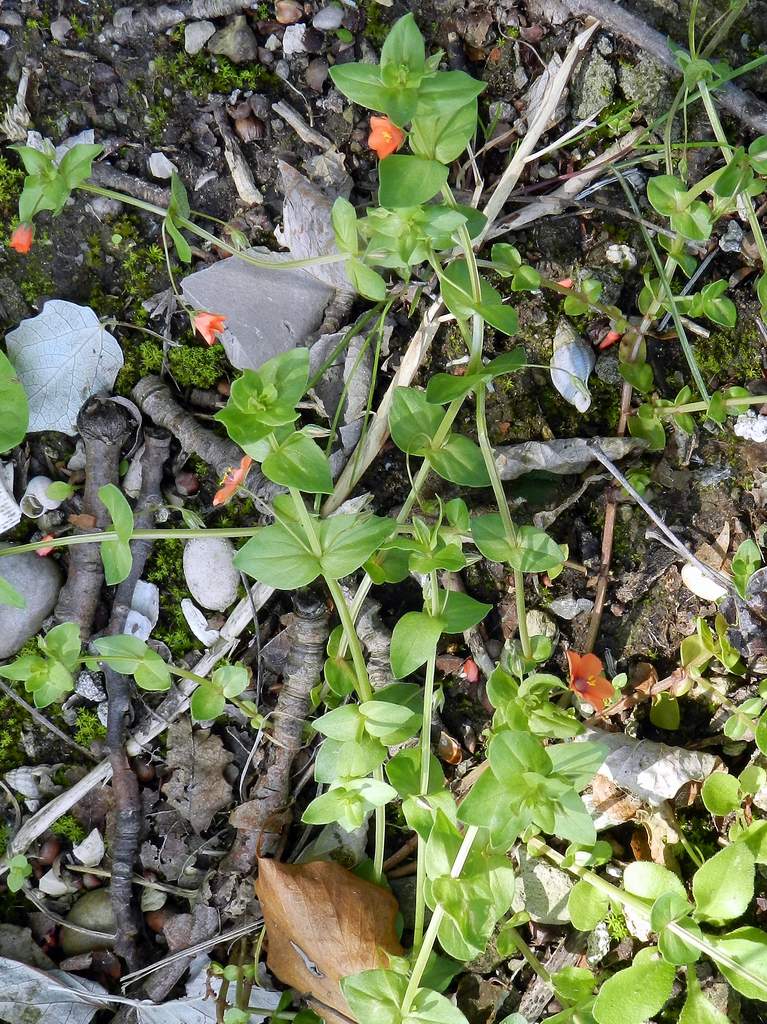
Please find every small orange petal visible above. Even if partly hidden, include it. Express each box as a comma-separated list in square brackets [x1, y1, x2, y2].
[368, 116, 405, 160]
[557, 277, 573, 289]
[10, 224, 34, 254]
[212, 456, 252, 507]
[36, 534, 55, 557]
[599, 329, 623, 351]
[193, 311, 227, 346]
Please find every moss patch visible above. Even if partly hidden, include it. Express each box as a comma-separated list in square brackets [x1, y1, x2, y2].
[145, 539, 196, 659]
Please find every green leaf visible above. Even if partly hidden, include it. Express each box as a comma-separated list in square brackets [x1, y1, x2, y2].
[328, 63, 386, 110]
[623, 861, 687, 905]
[426, 372, 484, 404]
[749, 135, 767, 174]
[709, 927, 767, 1000]
[165, 216, 192, 263]
[234, 522, 319, 589]
[134, 649, 171, 692]
[552, 966, 596, 1005]
[317, 514, 394, 579]
[0, 351, 29, 454]
[647, 175, 687, 216]
[94, 634, 148, 673]
[100, 538, 132, 586]
[314, 734, 387, 782]
[169, 171, 191, 219]
[407, 986, 471, 1024]
[701, 772, 742, 815]
[0, 574, 25, 609]
[679, 969, 729, 1024]
[191, 683, 226, 722]
[98, 484, 133, 541]
[692, 842, 755, 922]
[628, 404, 666, 451]
[732, 539, 762, 598]
[438, 590, 491, 633]
[389, 387, 443, 453]
[341, 969, 405, 1024]
[511, 265, 542, 291]
[391, 610, 445, 678]
[471, 515, 564, 572]
[416, 71, 486, 118]
[41, 622, 82, 671]
[262, 431, 333, 493]
[592, 956, 676, 1024]
[380, 12, 425, 75]
[568, 880, 609, 930]
[314, 704, 364, 741]
[476, 301, 519, 336]
[57, 143, 103, 190]
[429, 434, 489, 487]
[409, 99, 478, 163]
[650, 691, 680, 730]
[10, 144, 55, 176]
[737, 820, 767, 864]
[346, 258, 388, 301]
[672, 202, 713, 242]
[620, 359, 655, 393]
[331, 197, 358, 254]
[378, 155, 449, 208]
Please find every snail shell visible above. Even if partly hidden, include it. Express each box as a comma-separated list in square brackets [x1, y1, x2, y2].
[550, 318, 595, 414]
[20, 476, 61, 519]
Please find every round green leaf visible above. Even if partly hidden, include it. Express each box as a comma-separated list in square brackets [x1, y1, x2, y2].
[692, 842, 755, 922]
[593, 956, 676, 1024]
[701, 772, 742, 816]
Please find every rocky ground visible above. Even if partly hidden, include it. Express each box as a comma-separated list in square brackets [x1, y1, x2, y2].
[0, 0, 766, 1021]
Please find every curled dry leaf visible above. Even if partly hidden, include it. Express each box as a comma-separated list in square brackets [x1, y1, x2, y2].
[162, 719, 233, 834]
[255, 858, 403, 1023]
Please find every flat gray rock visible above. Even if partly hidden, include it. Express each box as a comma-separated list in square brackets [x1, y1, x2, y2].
[0, 550, 62, 659]
[185, 20, 215, 54]
[183, 536, 239, 612]
[513, 848, 573, 924]
[181, 250, 333, 371]
[207, 15, 259, 63]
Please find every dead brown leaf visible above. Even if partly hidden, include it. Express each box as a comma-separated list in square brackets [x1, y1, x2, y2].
[256, 858, 403, 1023]
[162, 719, 233, 833]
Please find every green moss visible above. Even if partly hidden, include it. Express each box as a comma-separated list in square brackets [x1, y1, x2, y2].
[361, 0, 392, 46]
[51, 814, 86, 843]
[116, 338, 229, 393]
[150, 51, 278, 101]
[0, 690, 29, 775]
[0, 157, 22, 217]
[18, 256, 55, 304]
[145, 540, 196, 659]
[693, 319, 764, 388]
[73, 709, 106, 749]
[67, 15, 90, 41]
[605, 905, 629, 940]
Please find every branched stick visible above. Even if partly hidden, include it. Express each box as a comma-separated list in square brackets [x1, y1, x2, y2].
[133, 376, 273, 494]
[103, 428, 171, 970]
[54, 398, 134, 639]
[566, 0, 767, 135]
[223, 589, 329, 875]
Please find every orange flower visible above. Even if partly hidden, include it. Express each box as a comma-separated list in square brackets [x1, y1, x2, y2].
[599, 329, 623, 351]
[36, 534, 55, 557]
[10, 223, 34, 254]
[368, 116, 405, 160]
[213, 456, 252, 507]
[557, 277, 573, 289]
[566, 650, 615, 708]
[193, 311, 227, 346]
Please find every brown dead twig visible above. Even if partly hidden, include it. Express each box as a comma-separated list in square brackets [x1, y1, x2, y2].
[54, 397, 134, 638]
[102, 427, 171, 970]
[223, 590, 329, 876]
[566, 0, 767, 135]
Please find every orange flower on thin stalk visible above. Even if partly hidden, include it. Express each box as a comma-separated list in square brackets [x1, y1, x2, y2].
[193, 311, 227, 346]
[213, 456, 253, 507]
[566, 650, 615, 708]
[368, 116, 405, 160]
[10, 224, 34, 254]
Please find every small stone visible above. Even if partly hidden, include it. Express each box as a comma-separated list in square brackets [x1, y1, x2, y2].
[548, 596, 594, 620]
[265, 33, 281, 52]
[282, 23, 307, 56]
[75, 671, 106, 703]
[0, 550, 62, 659]
[572, 52, 616, 121]
[207, 15, 259, 64]
[734, 411, 767, 442]
[275, 0, 304, 24]
[513, 849, 574, 924]
[305, 57, 329, 91]
[488, 100, 514, 122]
[61, 889, 115, 956]
[183, 537, 240, 612]
[185, 20, 216, 55]
[595, 352, 622, 385]
[50, 16, 72, 42]
[275, 59, 291, 81]
[525, 609, 558, 648]
[719, 219, 743, 253]
[148, 152, 178, 179]
[313, 4, 344, 30]
[605, 243, 636, 269]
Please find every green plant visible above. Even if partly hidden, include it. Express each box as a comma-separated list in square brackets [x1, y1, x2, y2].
[6, 854, 31, 892]
[5, 11, 767, 1022]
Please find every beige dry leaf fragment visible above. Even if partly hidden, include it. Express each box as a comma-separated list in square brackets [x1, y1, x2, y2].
[163, 719, 233, 834]
[255, 858, 403, 1024]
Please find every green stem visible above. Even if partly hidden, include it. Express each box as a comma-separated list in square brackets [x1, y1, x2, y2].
[502, 926, 552, 984]
[78, 183, 352, 272]
[659, 393, 767, 416]
[325, 576, 386, 880]
[412, 569, 441, 950]
[401, 826, 479, 1013]
[475, 386, 531, 659]
[699, 80, 767, 270]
